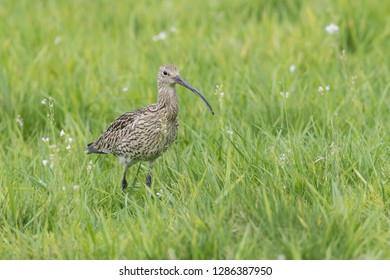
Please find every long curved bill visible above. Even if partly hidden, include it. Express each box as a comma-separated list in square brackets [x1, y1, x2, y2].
[174, 76, 215, 115]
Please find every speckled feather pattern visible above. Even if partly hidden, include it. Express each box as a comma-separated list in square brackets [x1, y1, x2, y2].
[87, 64, 213, 189]
[90, 102, 178, 164]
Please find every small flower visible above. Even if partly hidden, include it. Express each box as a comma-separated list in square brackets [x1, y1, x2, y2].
[226, 129, 233, 136]
[214, 84, 224, 99]
[279, 149, 290, 164]
[54, 36, 62, 45]
[351, 75, 357, 86]
[66, 144, 71, 151]
[67, 137, 73, 143]
[280, 91, 289, 98]
[41, 99, 47, 105]
[42, 159, 49, 166]
[318, 86, 324, 93]
[289, 64, 296, 73]
[87, 160, 94, 171]
[325, 85, 330, 91]
[15, 115, 24, 127]
[340, 49, 346, 61]
[330, 141, 339, 154]
[325, 23, 339, 35]
[122, 87, 128, 92]
[170, 26, 177, 33]
[72, 185, 80, 190]
[60, 129, 65, 137]
[41, 137, 50, 142]
[152, 31, 167, 41]
[277, 254, 286, 260]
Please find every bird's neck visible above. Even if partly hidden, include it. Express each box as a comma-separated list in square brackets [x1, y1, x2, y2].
[157, 85, 179, 121]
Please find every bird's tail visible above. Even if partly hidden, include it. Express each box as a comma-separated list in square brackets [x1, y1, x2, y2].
[86, 142, 107, 154]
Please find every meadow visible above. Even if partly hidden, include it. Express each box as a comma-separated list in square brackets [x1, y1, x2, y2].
[0, 0, 389, 259]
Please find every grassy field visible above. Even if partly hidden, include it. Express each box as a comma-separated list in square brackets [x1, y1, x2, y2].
[0, 0, 389, 259]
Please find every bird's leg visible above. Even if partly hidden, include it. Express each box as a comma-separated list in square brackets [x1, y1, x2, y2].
[121, 163, 131, 190]
[131, 162, 142, 189]
[146, 161, 155, 188]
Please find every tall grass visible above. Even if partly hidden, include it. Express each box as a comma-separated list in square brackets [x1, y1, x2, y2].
[0, 0, 389, 259]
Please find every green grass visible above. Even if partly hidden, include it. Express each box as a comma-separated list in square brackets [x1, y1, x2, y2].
[0, 0, 389, 259]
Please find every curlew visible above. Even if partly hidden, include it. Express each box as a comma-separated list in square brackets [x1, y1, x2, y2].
[86, 64, 214, 190]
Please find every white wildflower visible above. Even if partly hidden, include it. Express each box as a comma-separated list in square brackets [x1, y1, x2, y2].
[66, 144, 71, 151]
[67, 137, 73, 143]
[122, 87, 128, 92]
[42, 160, 48, 166]
[153, 31, 167, 41]
[41, 137, 50, 142]
[280, 91, 289, 98]
[215, 84, 224, 99]
[351, 75, 357, 86]
[280, 149, 290, 163]
[289, 64, 296, 73]
[15, 115, 24, 127]
[87, 160, 94, 171]
[330, 141, 338, 154]
[54, 36, 62, 45]
[325, 85, 330, 91]
[72, 185, 80, 190]
[49, 154, 55, 163]
[170, 26, 177, 33]
[325, 23, 339, 35]
[340, 49, 346, 61]
[226, 129, 233, 136]
[318, 86, 324, 93]
[60, 129, 65, 137]
[41, 99, 47, 105]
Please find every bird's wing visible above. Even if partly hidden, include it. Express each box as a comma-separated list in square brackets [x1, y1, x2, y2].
[90, 104, 160, 154]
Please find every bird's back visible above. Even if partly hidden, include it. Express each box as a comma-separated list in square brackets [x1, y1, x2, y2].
[87, 103, 178, 163]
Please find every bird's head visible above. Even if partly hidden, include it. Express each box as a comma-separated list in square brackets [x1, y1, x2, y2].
[158, 64, 214, 115]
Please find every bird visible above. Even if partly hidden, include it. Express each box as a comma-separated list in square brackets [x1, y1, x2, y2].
[86, 64, 214, 191]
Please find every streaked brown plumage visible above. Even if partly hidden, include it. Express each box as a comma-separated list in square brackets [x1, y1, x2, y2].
[87, 64, 214, 190]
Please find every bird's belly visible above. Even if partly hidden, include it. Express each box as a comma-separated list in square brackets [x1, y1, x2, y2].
[161, 121, 178, 151]
[114, 117, 178, 163]
[157, 120, 178, 152]
[138, 119, 178, 160]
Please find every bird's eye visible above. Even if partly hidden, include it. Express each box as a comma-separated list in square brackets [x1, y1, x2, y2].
[162, 71, 168, 76]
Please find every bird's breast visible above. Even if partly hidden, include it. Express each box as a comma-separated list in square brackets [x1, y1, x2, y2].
[159, 116, 178, 149]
